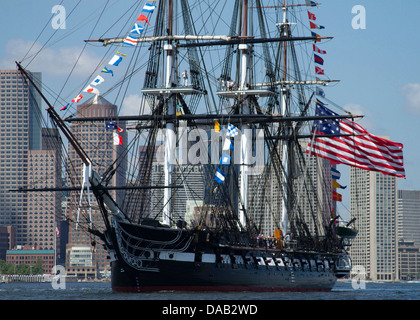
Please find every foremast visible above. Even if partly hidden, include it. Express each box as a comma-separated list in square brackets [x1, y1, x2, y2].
[162, 0, 176, 227]
[279, 2, 291, 236]
[239, 0, 251, 229]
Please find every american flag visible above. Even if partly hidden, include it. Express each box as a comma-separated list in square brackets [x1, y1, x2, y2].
[307, 104, 405, 178]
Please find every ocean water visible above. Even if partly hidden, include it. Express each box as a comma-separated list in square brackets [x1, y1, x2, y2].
[1, 280, 419, 300]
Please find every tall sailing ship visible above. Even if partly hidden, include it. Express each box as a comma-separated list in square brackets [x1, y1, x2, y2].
[15, 0, 404, 292]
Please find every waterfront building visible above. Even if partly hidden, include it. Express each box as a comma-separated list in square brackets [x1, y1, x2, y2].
[396, 190, 420, 280]
[65, 246, 96, 279]
[0, 225, 15, 260]
[0, 70, 42, 246]
[349, 161, 398, 281]
[6, 246, 54, 274]
[397, 190, 420, 247]
[248, 139, 334, 238]
[398, 240, 420, 280]
[27, 149, 60, 251]
[0, 70, 62, 257]
[295, 142, 334, 236]
[150, 160, 206, 225]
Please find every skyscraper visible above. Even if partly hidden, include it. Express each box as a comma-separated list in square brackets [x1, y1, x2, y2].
[295, 142, 334, 236]
[245, 139, 334, 238]
[397, 190, 420, 280]
[26, 128, 62, 256]
[397, 190, 420, 247]
[149, 146, 206, 226]
[65, 95, 126, 278]
[349, 163, 398, 281]
[0, 70, 42, 246]
[27, 150, 60, 251]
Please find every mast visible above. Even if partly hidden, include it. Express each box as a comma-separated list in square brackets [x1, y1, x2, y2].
[163, 0, 176, 227]
[279, 2, 290, 235]
[239, 0, 250, 229]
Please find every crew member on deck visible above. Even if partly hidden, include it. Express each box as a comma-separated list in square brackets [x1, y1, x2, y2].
[182, 69, 189, 86]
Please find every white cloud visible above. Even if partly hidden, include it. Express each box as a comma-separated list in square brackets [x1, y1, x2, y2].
[400, 83, 420, 115]
[343, 103, 365, 116]
[1, 38, 101, 78]
[342, 102, 376, 131]
[121, 94, 151, 116]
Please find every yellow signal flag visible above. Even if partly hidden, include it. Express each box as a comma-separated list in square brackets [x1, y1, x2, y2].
[215, 120, 220, 133]
[332, 180, 341, 189]
[332, 180, 347, 189]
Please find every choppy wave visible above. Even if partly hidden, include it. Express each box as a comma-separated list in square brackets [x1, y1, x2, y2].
[1, 281, 420, 300]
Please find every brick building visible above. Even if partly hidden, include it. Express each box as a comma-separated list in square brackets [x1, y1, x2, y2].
[6, 246, 54, 274]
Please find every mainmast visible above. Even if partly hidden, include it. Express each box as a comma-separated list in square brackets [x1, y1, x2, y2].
[163, 0, 176, 227]
[239, 0, 250, 229]
[279, 2, 290, 235]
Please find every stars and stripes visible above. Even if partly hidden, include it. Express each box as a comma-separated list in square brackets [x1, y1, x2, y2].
[312, 103, 340, 135]
[307, 105, 405, 178]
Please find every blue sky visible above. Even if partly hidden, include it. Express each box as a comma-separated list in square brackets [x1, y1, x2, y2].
[0, 1, 419, 213]
[311, 1, 420, 211]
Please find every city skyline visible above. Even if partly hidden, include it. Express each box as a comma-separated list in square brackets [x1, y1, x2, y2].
[0, 1, 419, 286]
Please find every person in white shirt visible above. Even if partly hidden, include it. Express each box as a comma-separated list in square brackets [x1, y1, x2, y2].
[182, 69, 189, 86]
